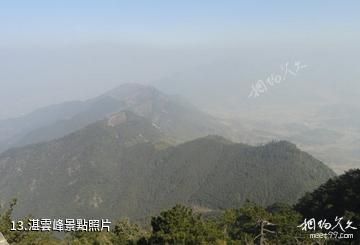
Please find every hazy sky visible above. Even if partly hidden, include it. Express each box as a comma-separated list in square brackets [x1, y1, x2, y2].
[1, 1, 359, 45]
[0, 1, 359, 119]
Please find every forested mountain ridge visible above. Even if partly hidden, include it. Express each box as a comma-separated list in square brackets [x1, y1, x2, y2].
[151, 138, 335, 210]
[0, 111, 335, 221]
[296, 169, 360, 225]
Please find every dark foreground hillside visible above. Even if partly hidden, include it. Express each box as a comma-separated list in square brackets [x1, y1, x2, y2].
[2, 168, 359, 245]
[296, 169, 360, 243]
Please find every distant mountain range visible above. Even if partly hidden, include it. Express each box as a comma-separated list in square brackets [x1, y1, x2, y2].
[0, 84, 231, 153]
[0, 101, 335, 220]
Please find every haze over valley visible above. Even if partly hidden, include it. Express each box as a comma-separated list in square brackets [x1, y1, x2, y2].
[0, 2, 359, 243]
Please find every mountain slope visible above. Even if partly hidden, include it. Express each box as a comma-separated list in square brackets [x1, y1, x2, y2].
[0, 111, 169, 219]
[0, 101, 87, 152]
[0, 84, 230, 153]
[149, 138, 335, 210]
[0, 113, 335, 221]
[295, 169, 360, 220]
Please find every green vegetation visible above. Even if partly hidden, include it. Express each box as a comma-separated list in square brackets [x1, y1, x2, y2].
[1, 169, 358, 244]
[2, 200, 306, 244]
[149, 205, 223, 244]
[0, 169, 360, 245]
[0, 199, 61, 244]
[0, 201, 337, 244]
[0, 84, 350, 244]
[296, 169, 360, 244]
[0, 115, 334, 221]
